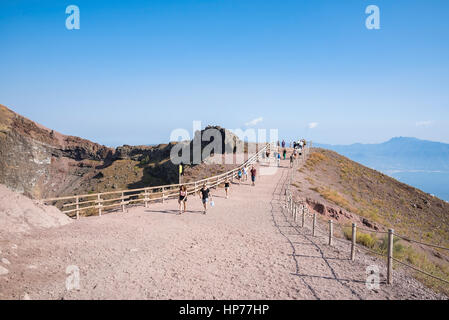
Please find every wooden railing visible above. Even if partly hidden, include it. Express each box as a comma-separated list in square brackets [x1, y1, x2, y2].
[43, 143, 272, 219]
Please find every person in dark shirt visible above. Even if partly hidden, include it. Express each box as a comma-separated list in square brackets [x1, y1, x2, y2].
[224, 178, 230, 199]
[199, 184, 213, 214]
[178, 185, 187, 214]
[250, 166, 257, 186]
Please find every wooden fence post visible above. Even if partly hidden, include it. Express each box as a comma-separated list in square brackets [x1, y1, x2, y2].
[328, 220, 333, 246]
[121, 191, 126, 212]
[351, 223, 357, 261]
[162, 187, 165, 203]
[75, 196, 80, 220]
[144, 188, 149, 208]
[97, 194, 102, 216]
[312, 213, 316, 236]
[387, 228, 394, 285]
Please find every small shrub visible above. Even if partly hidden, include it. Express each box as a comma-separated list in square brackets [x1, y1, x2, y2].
[342, 227, 375, 248]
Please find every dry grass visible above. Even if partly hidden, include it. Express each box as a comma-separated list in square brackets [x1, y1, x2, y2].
[314, 186, 359, 214]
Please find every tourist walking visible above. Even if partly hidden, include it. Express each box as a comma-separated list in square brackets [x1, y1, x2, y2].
[242, 166, 248, 182]
[283, 149, 287, 160]
[178, 185, 187, 214]
[224, 178, 230, 199]
[237, 168, 242, 185]
[199, 184, 213, 214]
[250, 166, 257, 186]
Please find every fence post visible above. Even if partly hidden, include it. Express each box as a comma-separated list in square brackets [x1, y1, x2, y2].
[351, 223, 356, 261]
[301, 205, 305, 227]
[75, 196, 80, 220]
[387, 228, 394, 285]
[121, 191, 126, 212]
[144, 188, 149, 208]
[97, 194, 102, 216]
[162, 187, 165, 203]
[312, 213, 316, 236]
[294, 205, 297, 222]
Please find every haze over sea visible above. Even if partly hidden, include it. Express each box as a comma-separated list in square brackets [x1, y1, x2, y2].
[316, 137, 449, 202]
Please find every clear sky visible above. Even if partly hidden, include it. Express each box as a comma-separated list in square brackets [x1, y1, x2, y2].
[1, 0, 449, 147]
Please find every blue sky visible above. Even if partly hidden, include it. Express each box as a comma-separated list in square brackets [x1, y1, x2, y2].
[1, 0, 449, 146]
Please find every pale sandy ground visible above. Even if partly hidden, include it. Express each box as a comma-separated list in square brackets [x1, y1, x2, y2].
[0, 158, 446, 300]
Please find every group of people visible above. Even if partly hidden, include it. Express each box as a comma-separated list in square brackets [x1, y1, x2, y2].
[276, 139, 306, 150]
[177, 165, 258, 215]
[271, 138, 307, 167]
[293, 139, 306, 150]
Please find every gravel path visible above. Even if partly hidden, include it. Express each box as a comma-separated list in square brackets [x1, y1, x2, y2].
[0, 159, 445, 300]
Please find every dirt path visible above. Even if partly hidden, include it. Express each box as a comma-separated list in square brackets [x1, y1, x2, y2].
[0, 159, 444, 299]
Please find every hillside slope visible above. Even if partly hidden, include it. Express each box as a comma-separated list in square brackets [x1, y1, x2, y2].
[0, 104, 115, 199]
[292, 148, 449, 293]
[294, 148, 449, 247]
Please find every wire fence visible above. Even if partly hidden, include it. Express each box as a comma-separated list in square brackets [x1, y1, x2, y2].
[284, 147, 449, 288]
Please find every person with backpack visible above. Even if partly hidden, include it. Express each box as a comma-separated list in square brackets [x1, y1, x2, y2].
[237, 168, 242, 185]
[178, 185, 187, 214]
[277, 152, 281, 167]
[199, 184, 213, 214]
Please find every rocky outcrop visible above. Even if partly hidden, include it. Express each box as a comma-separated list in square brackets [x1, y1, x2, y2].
[0, 104, 114, 199]
[0, 184, 72, 235]
[306, 197, 354, 221]
[114, 143, 176, 162]
[304, 197, 380, 230]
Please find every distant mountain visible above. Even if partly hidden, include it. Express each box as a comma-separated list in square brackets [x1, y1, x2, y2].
[315, 137, 449, 172]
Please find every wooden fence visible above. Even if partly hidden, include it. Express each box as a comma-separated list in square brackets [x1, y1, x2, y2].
[43, 143, 272, 219]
